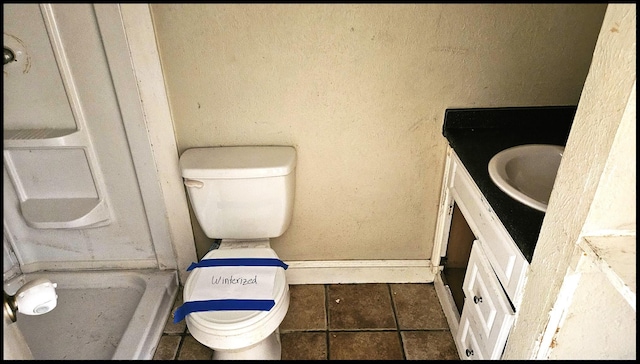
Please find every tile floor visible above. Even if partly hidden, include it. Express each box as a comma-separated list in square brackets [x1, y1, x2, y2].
[153, 283, 459, 360]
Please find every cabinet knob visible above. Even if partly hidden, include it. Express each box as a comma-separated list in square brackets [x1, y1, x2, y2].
[473, 295, 483, 304]
[465, 348, 474, 357]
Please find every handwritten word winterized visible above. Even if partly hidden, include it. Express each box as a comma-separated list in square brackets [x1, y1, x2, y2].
[211, 274, 258, 286]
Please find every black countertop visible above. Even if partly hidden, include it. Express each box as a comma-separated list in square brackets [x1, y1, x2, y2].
[442, 106, 576, 262]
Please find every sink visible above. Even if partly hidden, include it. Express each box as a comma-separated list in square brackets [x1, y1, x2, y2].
[488, 144, 564, 212]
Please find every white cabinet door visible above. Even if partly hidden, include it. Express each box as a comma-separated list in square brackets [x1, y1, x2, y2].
[458, 241, 515, 359]
[457, 308, 487, 360]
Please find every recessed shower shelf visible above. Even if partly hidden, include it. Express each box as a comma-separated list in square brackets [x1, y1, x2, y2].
[20, 197, 110, 229]
[4, 128, 86, 148]
[4, 133, 112, 229]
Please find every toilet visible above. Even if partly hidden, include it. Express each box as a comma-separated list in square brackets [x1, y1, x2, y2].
[177, 146, 296, 360]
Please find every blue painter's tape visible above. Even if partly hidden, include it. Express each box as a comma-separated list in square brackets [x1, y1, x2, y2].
[186, 258, 288, 271]
[173, 299, 276, 323]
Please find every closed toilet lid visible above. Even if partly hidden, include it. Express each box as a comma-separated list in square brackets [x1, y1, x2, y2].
[183, 247, 288, 332]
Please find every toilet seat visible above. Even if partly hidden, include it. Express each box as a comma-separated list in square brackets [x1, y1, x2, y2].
[183, 246, 289, 350]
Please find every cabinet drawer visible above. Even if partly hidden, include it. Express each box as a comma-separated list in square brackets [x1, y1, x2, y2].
[456, 309, 486, 360]
[461, 241, 515, 359]
[449, 152, 527, 303]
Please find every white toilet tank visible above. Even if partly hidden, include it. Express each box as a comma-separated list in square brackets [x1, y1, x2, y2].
[179, 146, 296, 239]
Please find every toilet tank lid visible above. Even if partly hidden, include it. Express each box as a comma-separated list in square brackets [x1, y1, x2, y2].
[180, 146, 296, 179]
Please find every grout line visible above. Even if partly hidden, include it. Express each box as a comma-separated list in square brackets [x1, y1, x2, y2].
[324, 284, 330, 360]
[387, 283, 407, 360]
[171, 287, 187, 360]
[326, 329, 406, 332]
[172, 334, 185, 360]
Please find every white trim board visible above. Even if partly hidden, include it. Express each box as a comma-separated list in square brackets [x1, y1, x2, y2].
[284, 259, 435, 285]
[434, 273, 461, 338]
[119, 4, 198, 284]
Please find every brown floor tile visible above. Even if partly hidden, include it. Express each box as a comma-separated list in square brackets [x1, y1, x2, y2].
[280, 284, 327, 332]
[328, 284, 396, 330]
[390, 283, 449, 330]
[401, 331, 459, 360]
[158, 284, 463, 360]
[329, 331, 404, 360]
[281, 332, 327, 360]
[176, 335, 213, 360]
[153, 335, 181, 360]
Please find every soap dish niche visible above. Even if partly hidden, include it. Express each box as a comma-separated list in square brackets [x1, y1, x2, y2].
[3, 148, 111, 229]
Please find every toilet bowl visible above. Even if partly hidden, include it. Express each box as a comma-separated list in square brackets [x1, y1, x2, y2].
[176, 146, 296, 360]
[183, 240, 289, 359]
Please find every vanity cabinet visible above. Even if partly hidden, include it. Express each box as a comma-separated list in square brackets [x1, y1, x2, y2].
[434, 146, 529, 360]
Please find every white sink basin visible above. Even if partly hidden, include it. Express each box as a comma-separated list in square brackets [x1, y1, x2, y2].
[488, 144, 564, 212]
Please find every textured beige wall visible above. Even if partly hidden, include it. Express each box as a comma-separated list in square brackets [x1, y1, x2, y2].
[150, 4, 606, 260]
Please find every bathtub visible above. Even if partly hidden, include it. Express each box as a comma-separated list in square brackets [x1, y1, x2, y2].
[3, 269, 178, 360]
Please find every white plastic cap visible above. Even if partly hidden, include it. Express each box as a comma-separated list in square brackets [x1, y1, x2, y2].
[15, 278, 58, 315]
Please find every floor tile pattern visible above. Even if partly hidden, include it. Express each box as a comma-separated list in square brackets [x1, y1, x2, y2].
[153, 283, 459, 360]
